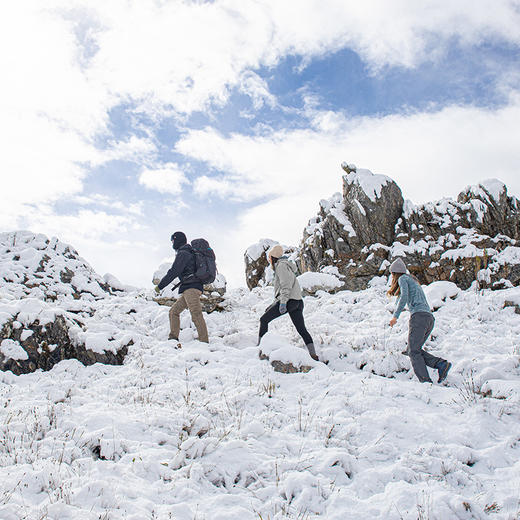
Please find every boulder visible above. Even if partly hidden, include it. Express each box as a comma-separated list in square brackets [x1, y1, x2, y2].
[244, 239, 279, 290]
[258, 334, 315, 374]
[341, 163, 404, 246]
[300, 164, 403, 291]
[297, 269, 345, 296]
[0, 231, 116, 301]
[270, 359, 313, 374]
[0, 306, 131, 375]
[0, 231, 137, 374]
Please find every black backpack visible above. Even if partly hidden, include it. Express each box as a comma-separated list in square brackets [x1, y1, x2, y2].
[190, 238, 217, 285]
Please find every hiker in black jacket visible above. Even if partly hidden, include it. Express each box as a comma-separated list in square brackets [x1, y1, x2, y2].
[156, 232, 209, 343]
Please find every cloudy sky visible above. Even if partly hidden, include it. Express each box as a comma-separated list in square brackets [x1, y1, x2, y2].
[1, 0, 519, 287]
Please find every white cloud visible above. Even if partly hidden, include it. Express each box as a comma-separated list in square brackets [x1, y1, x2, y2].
[82, 0, 520, 114]
[179, 95, 520, 204]
[238, 71, 277, 110]
[106, 136, 157, 163]
[1, 0, 518, 220]
[22, 208, 141, 242]
[0, 3, 107, 224]
[139, 163, 189, 195]
[71, 194, 144, 216]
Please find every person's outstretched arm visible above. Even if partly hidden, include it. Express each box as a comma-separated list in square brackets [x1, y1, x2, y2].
[393, 276, 409, 320]
[158, 250, 190, 290]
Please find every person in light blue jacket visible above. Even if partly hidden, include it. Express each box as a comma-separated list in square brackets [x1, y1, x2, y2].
[388, 258, 451, 383]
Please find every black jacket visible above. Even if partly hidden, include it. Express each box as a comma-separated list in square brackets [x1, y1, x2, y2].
[158, 245, 203, 294]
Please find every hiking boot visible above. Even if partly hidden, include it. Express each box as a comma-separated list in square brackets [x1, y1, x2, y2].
[437, 360, 452, 383]
[306, 343, 319, 362]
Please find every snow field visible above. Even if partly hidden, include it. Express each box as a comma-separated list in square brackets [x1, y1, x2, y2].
[0, 283, 519, 519]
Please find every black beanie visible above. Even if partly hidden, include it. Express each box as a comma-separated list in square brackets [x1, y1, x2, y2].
[171, 231, 187, 250]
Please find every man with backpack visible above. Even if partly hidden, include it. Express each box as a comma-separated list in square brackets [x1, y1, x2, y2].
[156, 231, 212, 344]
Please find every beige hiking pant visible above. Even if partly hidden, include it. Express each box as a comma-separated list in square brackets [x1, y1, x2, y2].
[169, 288, 209, 343]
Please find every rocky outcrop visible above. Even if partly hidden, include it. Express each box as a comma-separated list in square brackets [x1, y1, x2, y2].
[300, 164, 404, 291]
[247, 164, 520, 292]
[0, 231, 118, 301]
[0, 307, 131, 375]
[0, 231, 136, 374]
[393, 179, 520, 289]
[341, 163, 404, 246]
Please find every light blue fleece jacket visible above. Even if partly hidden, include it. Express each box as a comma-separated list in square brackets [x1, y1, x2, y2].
[393, 274, 431, 319]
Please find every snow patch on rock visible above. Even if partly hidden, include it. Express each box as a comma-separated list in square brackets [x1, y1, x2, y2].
[343, 168, 392, 202]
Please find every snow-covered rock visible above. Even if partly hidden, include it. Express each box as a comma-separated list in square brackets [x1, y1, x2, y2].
[0, 299, 132, 375]
[294, 163, 520, 292]
[0, 231, 119, 301]
[0, 232, 137, 374]
[244, 240, 300, 290]
[423, 281, 460, 310]
[259, 332, 316, 373]
[298, 270, 344, 295]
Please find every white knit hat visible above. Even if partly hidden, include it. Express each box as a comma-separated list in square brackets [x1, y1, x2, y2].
[268, 244, 284, 259]
[389, 258, 407, 273]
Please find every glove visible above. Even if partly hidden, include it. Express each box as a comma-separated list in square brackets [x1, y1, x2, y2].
[279, 302, 287, 314]
[154, 285, 161, 295]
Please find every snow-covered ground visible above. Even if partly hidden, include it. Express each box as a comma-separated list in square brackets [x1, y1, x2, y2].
[1, 279, 520, 519]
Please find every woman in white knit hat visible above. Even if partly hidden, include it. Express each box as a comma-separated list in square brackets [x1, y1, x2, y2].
[258, 245, 318, 361]
[388, 258, 451, 383]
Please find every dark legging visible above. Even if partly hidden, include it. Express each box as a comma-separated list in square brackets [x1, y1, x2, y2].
[259, 299, 313, 345]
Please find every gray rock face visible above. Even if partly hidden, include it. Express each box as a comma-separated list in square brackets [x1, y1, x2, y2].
[0, 314, 130, 376]
[300, 165, 404, 291]
[249, 164, 520, 292]
[341, 164, 404, 246]
[457, 182, 520, 240]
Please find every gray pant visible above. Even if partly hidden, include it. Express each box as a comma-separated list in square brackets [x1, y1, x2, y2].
[407, 312, 443, 383]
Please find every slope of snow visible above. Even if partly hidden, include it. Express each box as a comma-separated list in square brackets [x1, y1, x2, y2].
[0, 281, 519, 519]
